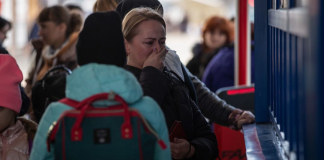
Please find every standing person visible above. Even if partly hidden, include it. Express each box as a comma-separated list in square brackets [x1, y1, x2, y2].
[25, 5, 83, 96]
[0, 54, 37, 160]
[202, 23, 255, 95]
[186, 16, 234, 79]
[123, 7, 218, 160]
[116, 0, 255, 130]
[30, 11, 171, 160]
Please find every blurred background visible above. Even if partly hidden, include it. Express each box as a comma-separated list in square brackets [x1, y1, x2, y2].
[0, 0, 254, 86]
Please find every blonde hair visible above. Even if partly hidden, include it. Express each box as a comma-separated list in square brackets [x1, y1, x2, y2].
[93, 0, 118, 12]
[122, 7, 166, 42]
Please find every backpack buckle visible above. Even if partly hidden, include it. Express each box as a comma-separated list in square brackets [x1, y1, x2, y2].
[108, 91, 115, 100]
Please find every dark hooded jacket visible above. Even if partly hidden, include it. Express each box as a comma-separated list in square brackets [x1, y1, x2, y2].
[116, 0, 239, 128]
[125, 65, 218, 160]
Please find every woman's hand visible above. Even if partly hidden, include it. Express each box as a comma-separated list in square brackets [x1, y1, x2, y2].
[143, 47, 168, 71]
[236, 111, 255, 129]
[228, 109, 255, 130]
[170, 138, 195, 159]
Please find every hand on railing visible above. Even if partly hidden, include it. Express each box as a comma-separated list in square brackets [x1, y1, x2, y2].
[228, 109, 255, 131]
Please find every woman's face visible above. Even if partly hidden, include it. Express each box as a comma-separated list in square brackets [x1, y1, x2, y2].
[0, 107, 16, 133]
[125, 20, 166, 68]
[204, 29, 227, 50]
[0, 24, 10, 44]
[38, 21, 66, 47]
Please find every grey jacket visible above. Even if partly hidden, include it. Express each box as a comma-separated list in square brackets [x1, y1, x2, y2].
[165, 50, 235, 126]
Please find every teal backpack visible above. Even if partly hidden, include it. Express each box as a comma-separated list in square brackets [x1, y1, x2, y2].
[47, 92, 167, 160]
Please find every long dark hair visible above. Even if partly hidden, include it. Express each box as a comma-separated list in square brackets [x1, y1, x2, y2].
[37, 5, 82, 37]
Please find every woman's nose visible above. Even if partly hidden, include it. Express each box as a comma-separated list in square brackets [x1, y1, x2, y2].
[154, 43, 161, 52]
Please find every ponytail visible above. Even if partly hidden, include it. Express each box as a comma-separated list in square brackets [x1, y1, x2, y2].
[67, 12, 83, 35]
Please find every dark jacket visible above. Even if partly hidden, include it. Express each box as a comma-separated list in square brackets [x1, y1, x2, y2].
[186, 43, 222, 79]
[125, 65, 218, 160]
[186, 68, 236, 126]
[164, 49, 237, 127]
[202, 44, 255, 93]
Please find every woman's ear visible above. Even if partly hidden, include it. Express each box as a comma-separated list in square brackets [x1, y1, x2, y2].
[58, 23, 67, 34]
[124, 39, 130, 56]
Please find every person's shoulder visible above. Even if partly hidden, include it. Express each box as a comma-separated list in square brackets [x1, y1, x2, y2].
[130, 96, 164, 117]
[132, 96, 160, 110]
[42, 101, 73, 120]
[192, 43, 203, 56]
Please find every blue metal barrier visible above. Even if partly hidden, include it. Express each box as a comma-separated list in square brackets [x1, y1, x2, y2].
[255, 0, 324, 159]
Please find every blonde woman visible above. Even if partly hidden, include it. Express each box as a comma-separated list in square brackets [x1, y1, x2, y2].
[122, 7, 218, 160]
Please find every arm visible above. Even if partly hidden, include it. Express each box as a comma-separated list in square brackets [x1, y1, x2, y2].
[186, 62, 255, 130]
[184, 66, 235, 126]
[30, 103, 70, 160]
[29, 105, 56, 160]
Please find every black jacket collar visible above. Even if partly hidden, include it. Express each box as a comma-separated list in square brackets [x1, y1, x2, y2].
[124, 65, 142, 80]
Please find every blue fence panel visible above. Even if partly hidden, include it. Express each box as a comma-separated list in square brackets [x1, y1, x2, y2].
[281, 30, 287, 135]
[255, 0, 324, 159]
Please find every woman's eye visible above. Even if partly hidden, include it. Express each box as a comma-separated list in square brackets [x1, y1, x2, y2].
[145, 42, 153, 45]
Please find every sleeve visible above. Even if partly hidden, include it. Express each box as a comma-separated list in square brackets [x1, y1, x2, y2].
[184, 66, 236, 126]
[139, 66, 169, 106]
[29, 105, 56, 160]
[29, 103, 69, 160]
[189, 101, 218, 160]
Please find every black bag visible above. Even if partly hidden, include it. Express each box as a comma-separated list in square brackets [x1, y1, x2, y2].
[32, 65, 72, 123]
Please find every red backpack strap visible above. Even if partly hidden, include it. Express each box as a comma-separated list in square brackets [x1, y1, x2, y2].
[59, 98, 79, 108]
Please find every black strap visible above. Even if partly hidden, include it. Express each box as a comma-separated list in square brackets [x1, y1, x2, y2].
[42, 65, 72, 89]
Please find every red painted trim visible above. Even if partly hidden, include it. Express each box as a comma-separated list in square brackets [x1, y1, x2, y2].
[248, 0, 254, 7]
[137, 119, 144, 160]
[238, 0, 248, 85]
[62, 119, 66, 160]
[227, 87, 255, 95]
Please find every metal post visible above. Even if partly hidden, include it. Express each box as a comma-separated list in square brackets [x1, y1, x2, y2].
[235, 0, 250, 86]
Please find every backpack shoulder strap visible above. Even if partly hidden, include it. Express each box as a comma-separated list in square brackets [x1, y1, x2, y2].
[59, 98, 79, 108]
